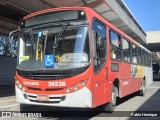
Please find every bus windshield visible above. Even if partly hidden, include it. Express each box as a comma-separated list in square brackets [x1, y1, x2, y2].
[18, 25, 90, 71]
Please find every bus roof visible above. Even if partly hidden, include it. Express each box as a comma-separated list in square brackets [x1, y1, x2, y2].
[23, 7, 89, 20]
[23, 7, 151, 54]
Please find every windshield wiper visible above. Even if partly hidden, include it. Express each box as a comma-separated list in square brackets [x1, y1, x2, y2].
[53, 23, 68, 48]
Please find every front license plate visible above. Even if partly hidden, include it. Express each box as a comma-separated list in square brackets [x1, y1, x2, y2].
[37, 95, 49, 101]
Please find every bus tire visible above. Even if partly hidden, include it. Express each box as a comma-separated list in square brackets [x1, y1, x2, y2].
[104, 85, 117, 112]
[139, 79, 146, 96]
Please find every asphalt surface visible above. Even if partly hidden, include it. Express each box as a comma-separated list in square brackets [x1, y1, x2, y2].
[0, 82, 160, 120]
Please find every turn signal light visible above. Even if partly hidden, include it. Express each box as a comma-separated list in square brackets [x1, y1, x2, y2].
[66, 79, 87, 94]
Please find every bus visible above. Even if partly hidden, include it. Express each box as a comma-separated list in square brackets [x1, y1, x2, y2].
[152, 61, 160, 80]
[10, 7, 152, 112]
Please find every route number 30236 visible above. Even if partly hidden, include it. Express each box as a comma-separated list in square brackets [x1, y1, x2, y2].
[48, 81, 66, 87]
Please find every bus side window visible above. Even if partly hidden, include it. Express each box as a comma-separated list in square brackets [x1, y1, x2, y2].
[137, 47, 142, 65]
[92, 20, 106, 73]
[110, 30, 122, 61]
[122, 38, 131, 63]
[132, 44, 138, 64]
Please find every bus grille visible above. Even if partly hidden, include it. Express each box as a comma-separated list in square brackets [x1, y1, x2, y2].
[28, 87, 41, 91]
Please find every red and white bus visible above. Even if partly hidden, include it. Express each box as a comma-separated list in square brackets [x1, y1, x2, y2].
[10, 7, 152, 112]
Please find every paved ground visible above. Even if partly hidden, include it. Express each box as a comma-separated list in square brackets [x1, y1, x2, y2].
[0, 82, 160, 120]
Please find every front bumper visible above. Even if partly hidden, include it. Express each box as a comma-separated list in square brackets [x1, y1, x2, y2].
[15, 86, 92, 108]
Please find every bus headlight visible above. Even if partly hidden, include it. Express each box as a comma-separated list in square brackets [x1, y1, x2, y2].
[18, 83, 22, 89]
[66, 87, 70, 93]
[15, 80, 19, 84]
[74, 85, 78, 91]
[22, 87, 26, 91]
[65, 79, 88, 94]
[81, 80, 86, 86]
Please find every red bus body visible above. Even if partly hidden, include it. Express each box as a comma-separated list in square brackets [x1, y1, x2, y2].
[14, 7, 152, 109]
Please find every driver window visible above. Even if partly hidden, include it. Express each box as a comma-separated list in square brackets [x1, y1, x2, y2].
[92, 20, 106, 73]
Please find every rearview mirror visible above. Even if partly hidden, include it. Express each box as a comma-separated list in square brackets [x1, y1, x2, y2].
[9, 29, 20, 57]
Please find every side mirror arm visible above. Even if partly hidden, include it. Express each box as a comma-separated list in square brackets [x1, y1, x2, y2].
[8, 29, 20, 57]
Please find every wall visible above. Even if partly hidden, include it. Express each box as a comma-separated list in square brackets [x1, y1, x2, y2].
[146, 31, 160, 43]
[0, 33, 17, 85]
[0, 56, 16, 85]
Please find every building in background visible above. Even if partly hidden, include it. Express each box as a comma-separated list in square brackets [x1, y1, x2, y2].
[146, 31, 160, 80]
[146, 31, 160, 61]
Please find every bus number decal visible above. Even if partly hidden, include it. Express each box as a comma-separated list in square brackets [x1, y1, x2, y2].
[48, 81, 66, 87]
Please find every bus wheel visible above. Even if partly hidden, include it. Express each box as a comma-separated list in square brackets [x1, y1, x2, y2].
[104, 85, 117, 112]
[139, 80, 146, 96]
